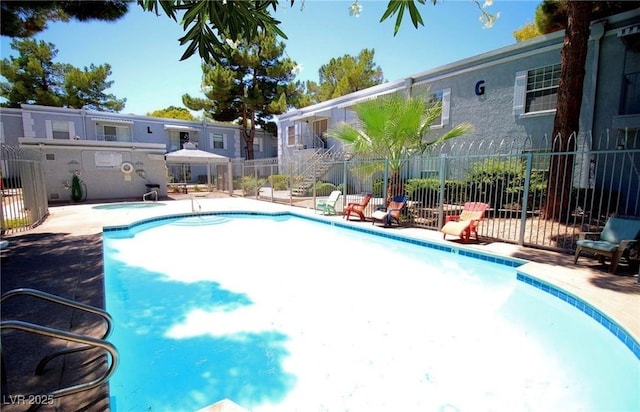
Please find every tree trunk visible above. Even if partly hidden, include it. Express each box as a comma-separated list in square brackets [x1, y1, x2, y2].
[242, 106, 256, 160]
[543, 1, 592, 221]
[242, 127, 256, 160]
[386, 170, 404, 206]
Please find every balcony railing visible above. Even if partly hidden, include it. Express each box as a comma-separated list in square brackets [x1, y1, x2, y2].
[96, 133, 132, 142]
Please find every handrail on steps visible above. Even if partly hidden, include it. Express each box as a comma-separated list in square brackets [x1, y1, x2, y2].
[294, 145, 337, 180]
[0, 320, 118, 400]
[1, 288, 118, 402]
[1, 288, 112, 338]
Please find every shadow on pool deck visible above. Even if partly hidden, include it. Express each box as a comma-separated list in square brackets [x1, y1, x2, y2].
[1, 194, 638, 411]
[1, 232, 109, 412]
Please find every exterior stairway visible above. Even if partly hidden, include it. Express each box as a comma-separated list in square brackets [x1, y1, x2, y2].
[291, 149, 347, 196]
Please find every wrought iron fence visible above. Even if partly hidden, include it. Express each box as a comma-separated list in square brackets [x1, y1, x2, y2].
[236, 129, 640, 253]
[1, 144, 49, 234]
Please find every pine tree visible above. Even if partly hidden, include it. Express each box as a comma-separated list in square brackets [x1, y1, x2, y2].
[182, 33, 301, 159]
[0, 39, 125, 111]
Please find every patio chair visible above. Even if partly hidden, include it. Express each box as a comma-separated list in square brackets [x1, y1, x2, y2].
[574, 215, 640, 274]
[371, 196, 407, 227]
[316, 190, 341, 215]
[343, 193, 373, 221]
[441, 202, 489, 241]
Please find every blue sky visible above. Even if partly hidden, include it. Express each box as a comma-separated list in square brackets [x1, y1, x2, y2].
[0, 1, 541, 116]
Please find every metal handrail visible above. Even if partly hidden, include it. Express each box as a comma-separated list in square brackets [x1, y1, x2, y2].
[0, 288, 112, 339]
[294, 145, 337, 182]
[142, 190, 158, 202]
[0, 320, 118, 399]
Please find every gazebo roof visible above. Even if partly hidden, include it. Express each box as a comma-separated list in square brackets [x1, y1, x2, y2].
[165, 143, 229, 164]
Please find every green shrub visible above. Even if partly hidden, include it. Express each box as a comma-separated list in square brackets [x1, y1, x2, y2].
[405, 178, 440, 206]
[268, 174, 290, 190]
[372, 178, 385, 197]
[239, 176, 267, 195]
[4, 216, 30, 229]
[336, 182, 354, 195]
[464, 158, 547, 209]
[311, 181, 337, 196]
[443, 180, 467, 204]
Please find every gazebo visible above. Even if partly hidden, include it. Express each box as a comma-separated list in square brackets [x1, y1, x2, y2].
[164, 143, 231, 192]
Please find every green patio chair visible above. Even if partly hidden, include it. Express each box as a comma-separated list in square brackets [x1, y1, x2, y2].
[316, 190, 341, 215]
[574, 215, 640, 274]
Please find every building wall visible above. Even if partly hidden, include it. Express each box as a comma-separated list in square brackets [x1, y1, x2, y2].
[0, 105, 278, 162]
[277, 10, 640, 159]
[19, 139, 168, 202]
[0, 107, 22, 144]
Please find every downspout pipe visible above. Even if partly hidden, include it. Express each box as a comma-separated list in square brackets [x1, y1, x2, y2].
[577, 20, 605, 189]
[583, 21, 606, 142]
[404, 77, 415, 98]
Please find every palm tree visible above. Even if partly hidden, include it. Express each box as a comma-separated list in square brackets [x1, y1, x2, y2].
[327, 91, 472, 205]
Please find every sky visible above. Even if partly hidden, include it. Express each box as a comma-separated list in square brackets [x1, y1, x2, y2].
[0, 0, 541, 116]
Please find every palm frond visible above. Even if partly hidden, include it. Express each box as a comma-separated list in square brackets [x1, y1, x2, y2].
[328, 90, 472, 163]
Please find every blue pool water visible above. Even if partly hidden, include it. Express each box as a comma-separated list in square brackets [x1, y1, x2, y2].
[104, 213, 640, 412]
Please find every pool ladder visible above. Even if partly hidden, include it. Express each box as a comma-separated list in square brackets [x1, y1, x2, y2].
[191, 195, 202, 212]
[0, 288, 118, 410]
[142, 189, 158, 202]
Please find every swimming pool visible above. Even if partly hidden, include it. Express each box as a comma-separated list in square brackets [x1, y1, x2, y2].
[104, 212, 640, 412]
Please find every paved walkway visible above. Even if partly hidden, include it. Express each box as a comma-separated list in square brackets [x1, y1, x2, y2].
[1, 193, 638, 411]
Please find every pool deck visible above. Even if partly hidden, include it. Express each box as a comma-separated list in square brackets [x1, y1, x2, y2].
[1, 193, 638, 411]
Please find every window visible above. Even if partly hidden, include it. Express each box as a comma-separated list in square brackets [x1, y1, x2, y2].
[45, 120, 75, 139]
[513, 64, 560, 115]
[102, 125, 131, 142]
[622, 72, 640, 115]
[428, 88, 451, 128]
[253, 137, 263, 153]
[287, 125, 296, 146]
[312, 119, 328, 137]
[526, 64, 560, 112]
[52, 121, 70, 139]
[169, 131, 190, 150]
[210, 133, 224, 149]
[618, 24, 640, 115]
[312, 119, 328, 148]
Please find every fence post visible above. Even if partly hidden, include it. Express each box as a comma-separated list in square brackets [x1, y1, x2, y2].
[0, 181, 5, 234]
[383, 160, 389, 204]
[342, 159, 348, 210]
[519, 152, 533, 246]
[227, 159, 233, 196]
[289, 161, 293, 206]
[270, 164, 275, 202]
[254, 163, 258, 198]
[313, 162, 317, 210]
[437, 153, 447, 229]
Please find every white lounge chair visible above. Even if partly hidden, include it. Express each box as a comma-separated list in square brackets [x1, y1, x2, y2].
[316, 190, 341, 215]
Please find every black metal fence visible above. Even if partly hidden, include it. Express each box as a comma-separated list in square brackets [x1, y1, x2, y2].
[239, 130, 640, 253]
[1, 145, 49, 234]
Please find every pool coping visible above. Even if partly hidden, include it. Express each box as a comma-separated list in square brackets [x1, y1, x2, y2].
[103, 209, 640, 360]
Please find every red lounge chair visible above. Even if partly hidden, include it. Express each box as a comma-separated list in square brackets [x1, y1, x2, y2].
[343, 193, 373, 221]
[371, 196, 407, 227]
[441, 202, 489, 241]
